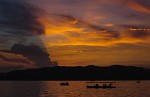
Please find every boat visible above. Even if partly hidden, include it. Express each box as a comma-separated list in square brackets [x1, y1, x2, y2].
[87, 85, 116, 89]
[86, 82, 116, 89]
[60, 82, 69, 86]
[136, 80, 140, 83]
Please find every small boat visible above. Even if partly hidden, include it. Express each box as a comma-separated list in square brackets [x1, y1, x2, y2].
[136, 80, 140, 83]
[60, 82, 69, 86]
[86, 82, 116, 89]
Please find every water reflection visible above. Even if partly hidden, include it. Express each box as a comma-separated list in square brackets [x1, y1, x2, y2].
[0, 81, 46, 97]
[0, 81, 149, 97]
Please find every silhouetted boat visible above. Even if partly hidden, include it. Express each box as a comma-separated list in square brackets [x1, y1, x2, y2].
[136, 80, 140, 83]
[87, 84, 116, 89]
[86, 82, 116, 89]
[60, 82, 69, 86]
[86, 81, 116, 83]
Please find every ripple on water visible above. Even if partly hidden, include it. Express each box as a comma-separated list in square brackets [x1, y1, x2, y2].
[0, 81, 149, 97]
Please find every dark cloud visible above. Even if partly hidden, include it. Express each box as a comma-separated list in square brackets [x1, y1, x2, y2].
[127, 30, 150, 39]
[0, 37, 7, 44]
[0, 0, 45, 36]
[0, 0, 47, 53]
[1, 44, 57, 68]
[58, 0, 88, 5]
[118, 25, 149, 28]
[56, 14, 105, 31]
[134, 0, 150, 9]
[133, 31, 150, 38]
[0, 55, 30, 64]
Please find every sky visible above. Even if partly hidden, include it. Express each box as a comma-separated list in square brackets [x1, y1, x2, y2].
[0, 0, 150, 71]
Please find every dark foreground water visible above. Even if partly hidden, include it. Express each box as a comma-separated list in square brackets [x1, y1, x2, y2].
[0, 81, 149, 97]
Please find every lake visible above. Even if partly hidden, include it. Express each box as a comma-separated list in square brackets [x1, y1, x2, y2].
[0, 81, 149, 97]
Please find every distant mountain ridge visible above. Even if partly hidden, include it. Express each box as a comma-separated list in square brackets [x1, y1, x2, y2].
[0, 65, 149, 80]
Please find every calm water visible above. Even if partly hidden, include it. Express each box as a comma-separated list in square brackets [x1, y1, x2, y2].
[0, 81, 149, 97]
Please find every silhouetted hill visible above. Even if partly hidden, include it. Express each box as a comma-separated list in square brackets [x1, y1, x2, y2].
[0, 65, 149, 80]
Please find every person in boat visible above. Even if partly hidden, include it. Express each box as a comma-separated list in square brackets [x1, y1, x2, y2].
[103, 84, 107, 88]
[109, 84, 112, 87]
[95, 84, 99, 87]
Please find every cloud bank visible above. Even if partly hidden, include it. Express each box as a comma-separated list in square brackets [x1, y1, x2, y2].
[0, 0, 45, 36]
[1, 44, 57, 68]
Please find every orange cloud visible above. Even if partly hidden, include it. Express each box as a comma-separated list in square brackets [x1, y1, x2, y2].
[37, 14, 150, 49]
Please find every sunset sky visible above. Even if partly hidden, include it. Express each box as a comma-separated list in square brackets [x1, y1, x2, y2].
[0, 0, 150, 71]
